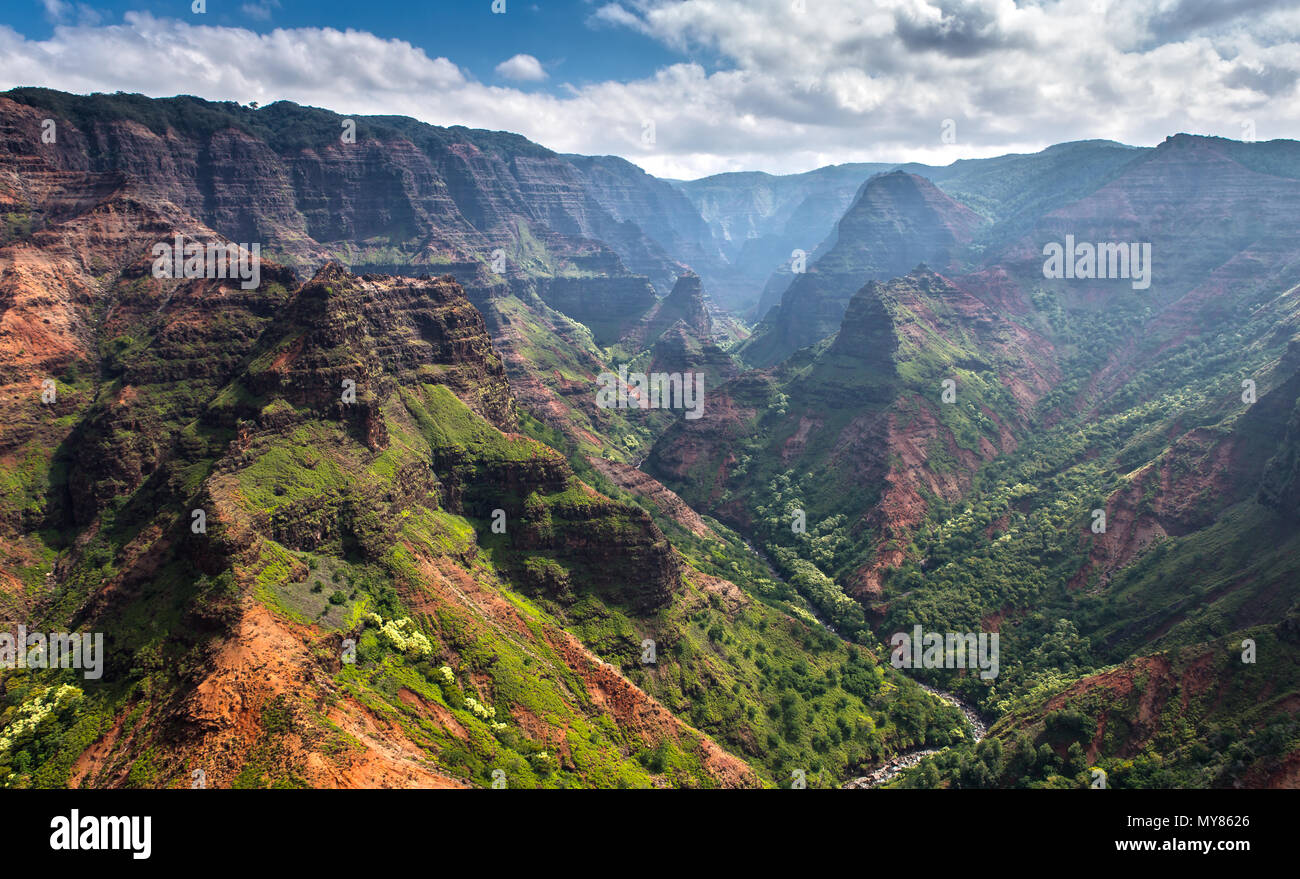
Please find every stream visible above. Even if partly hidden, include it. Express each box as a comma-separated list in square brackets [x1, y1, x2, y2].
[842, 681, 987, 789]
[737, 535, 985, 787]
[686, 511, 987, 788]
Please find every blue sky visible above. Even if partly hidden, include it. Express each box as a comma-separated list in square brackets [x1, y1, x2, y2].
[2, 1, 1299, 178]
[1, 1, 698, 88]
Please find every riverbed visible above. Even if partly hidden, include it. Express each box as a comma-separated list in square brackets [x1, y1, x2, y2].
[710, 532, 989, 788]
[842, 680, 987, 789]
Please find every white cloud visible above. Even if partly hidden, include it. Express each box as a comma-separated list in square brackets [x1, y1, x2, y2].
[240, 1, 281, 23]
[2, 3, 1300, 178]
[40, 0, 101, 26]
[590, 3, 650, 33]
[495, 53, 548, 82]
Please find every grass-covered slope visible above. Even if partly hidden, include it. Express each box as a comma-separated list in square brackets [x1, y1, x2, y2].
[0, 256, 962, 788]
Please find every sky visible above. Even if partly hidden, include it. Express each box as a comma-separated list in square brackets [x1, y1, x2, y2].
[1, 0, 1298, 178]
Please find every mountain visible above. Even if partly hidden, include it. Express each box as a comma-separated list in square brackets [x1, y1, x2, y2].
[670, 143, 1142, 323]
[0, 90, 965, 789]
[3, 86, 1298, 790]
[648, 266, 1055, 622]
[563, 154, 726, 294]
[0, 88, 691, 465]
[740, 171, 987, 366]
[672, 162, 895, 315]
[649, 135, 1300, 788]
[0, 88, 684, 293]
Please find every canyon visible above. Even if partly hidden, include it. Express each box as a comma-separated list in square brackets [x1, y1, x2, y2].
[1, 88, 1297, 789]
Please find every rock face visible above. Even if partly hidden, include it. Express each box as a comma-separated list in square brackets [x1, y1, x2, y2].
[741, 171, 985, 366]
[536, 274, 658, 347]
[0, 90, 675, 342]
[1259, 343, 1300, 517]
[564, 153, 721, 293]
[624, 271, 712, 348]
[244, 262, 518, 432]
[828, 280, 900, 360]
[67, 258, 299, 524]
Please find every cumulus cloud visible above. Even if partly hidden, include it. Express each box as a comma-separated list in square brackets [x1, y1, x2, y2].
[2, 2, 1300, 178]
[1145, 0, 1297, 39]
[892, 0, 1033, 58]
[495, 53, 547, 81]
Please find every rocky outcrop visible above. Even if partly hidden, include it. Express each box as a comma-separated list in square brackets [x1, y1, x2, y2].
[623, 271, 711, 348]
[244, 262, 518, 432]
[515, 495, 681, 613]
[535, 273, 657, 347]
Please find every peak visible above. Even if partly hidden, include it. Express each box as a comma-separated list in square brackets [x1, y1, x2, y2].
[1157, 133, 1234, 151]
[624, 271, 712, 348]
[868, 169, 931, 188]
[667, 272, 703, 296]
[830, 282, 896, 360]
[309, 260, 352, 284]
[856, 171, 956, 207]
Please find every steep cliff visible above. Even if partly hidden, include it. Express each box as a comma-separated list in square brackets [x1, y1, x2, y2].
[623, 271, 712, 349]
[0, 89, 677, 292]
[564, 153, 720, 293]
[0, 90, 679, 398]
